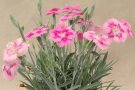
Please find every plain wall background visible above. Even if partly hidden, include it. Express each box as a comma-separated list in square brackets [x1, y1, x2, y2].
[0, 0, 135, 90]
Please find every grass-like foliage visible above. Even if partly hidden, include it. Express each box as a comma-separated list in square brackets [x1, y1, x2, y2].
[18, 41, 119, 90]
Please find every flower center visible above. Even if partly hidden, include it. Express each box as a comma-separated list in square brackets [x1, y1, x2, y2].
[113, 27, 120, 35]
[59, 33, 66, 38]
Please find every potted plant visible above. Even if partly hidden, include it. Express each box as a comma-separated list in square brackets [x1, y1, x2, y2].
[2, 0, 133, 90]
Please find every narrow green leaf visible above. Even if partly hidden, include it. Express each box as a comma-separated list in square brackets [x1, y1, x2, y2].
[64, 52, 75, 71]
[88, 5, 95, 20]
[68, 85, 80, 90]
[80, 82, 101, 90]
[10, 15, 20, 29]
[58, 80, 72, 88]
[36, 0, 42, 13]
[82, 7, 88, 14]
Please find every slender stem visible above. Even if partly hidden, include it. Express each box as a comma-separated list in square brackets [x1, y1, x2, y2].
[36, 0, 43, 26]
[53, 14, 56, 25]
[38, 13, 43, 26]
[28, 49, 36, 66]
[10, 16, 36, 66]
[18, 27, 26, 41]
[19, 27, 36, 66]
[39, 10, 43, 26]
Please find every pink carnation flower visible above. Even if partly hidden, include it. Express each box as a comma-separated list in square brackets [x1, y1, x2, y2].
[2, 38, 29, 80]
[83, 31, 96, 41]
[84, 22, 107, 40]
[50, 21, 76, 47]
[60, 14, 73, 21]
[84, 31, 111, 50]
[25, 25, 48, 38]
[84, 22, 111, 50]
[4, 38, 29, 60]
[120, 20, 133, 37]
[62, 4, 81, 13]
[60, 12, 81, 21]
[47, 8, 60, 15]
[2, 58, 20, 80]
[103, 18, 129, 42]
[94, 36, 110, 50]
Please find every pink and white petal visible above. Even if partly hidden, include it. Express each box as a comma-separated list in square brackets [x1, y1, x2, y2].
[94, 36, 111, 50]
[121, 20, 133, 37]
[17, 43, 29, 56]
[2, 59, 20, 80]
[57, 38, 71, 47]
[83, 31, 96, 41]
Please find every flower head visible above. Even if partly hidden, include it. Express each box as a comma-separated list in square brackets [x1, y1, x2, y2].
[84, 22, 111, 50]
[50, 21, 76, 47]
[83, 31, 96, 41]
[47, 8, 60, 15]
[2, 58, 20, 80]
[94, 36, 110, 50]
[103, 18, 128, 42]
[62, 5, 81, 13]
[4, 38, 29, 60]
[120, 20, 133, 37]
[60, 14, 73, 21]
[2, 38, 28, 80]
[60, 12, 81, 21]
[25, 25, 48, 38]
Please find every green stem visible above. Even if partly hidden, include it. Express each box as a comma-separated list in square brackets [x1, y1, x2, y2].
[28, 49, 36, 66]
[53, 14, 56, 25]
[39, 8, 43, 26]
[18, 27, 26, 41]
[19, 27, 35, 66]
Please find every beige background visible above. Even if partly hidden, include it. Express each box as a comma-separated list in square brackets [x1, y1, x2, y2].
[0, 0, 135, 90]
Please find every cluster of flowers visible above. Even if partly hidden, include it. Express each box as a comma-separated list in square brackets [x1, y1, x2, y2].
[2, 38, 29, 80]
[47, 5, 82, 21]
[27, 5, 133, 48]
[84, 19, 133, 49]
[2, 5, 133, 80]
